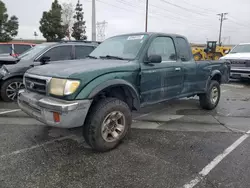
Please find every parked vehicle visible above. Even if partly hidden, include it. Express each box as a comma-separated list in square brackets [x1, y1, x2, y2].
[192, 41, 231, 61]
[220, 43, 250, 80]
[0, 42, 35, 57]
[0, 41, 100, 101]
[18, 32, 230, 152]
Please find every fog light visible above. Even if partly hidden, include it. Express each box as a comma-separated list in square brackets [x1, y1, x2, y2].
[53, 112, 60, 122]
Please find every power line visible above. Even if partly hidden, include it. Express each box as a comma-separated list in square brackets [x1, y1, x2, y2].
[114, 0, 217, 28]
[181, 0, 217, 14]
[159, 0, 210, 17]
[227, 17, 250, 28]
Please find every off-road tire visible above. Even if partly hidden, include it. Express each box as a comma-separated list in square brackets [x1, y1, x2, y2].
[83, 98, 132, 152]
[193, 53, 202, 61]
[0, 78, 24, 102]
[199, 80, 220, 110]
[213, 53, 222, 60]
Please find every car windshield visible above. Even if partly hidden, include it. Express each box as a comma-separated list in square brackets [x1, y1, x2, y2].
[18, 43, 51, 60]
[89, 34, 148, 60]
[230, 44, 250, 53]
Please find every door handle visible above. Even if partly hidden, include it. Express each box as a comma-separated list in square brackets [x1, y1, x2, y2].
[175, 67, 181, 71]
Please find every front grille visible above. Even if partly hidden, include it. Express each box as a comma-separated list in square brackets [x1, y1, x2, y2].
[25, 75, 47, 94]
[228, 59, 250, 68]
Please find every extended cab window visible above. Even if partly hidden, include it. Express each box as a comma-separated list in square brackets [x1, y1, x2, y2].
[41, 45, 72, 61]
[75, 45, 94, 59]
[14, 44, 32, 54]
[148, 37, 176, 61]
[176, 37, 191, 61]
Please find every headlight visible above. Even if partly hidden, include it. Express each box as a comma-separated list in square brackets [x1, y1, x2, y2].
[0, 67, 8, 76]
[49, 78, 80, 96]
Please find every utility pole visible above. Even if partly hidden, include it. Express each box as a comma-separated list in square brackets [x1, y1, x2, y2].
[92, 0, 96, 41]
[145, 0, 149, 32]
[217, 13, 228, 46]
[96, 21, 108, 41]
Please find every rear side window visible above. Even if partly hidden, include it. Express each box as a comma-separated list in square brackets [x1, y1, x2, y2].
[14, 44, 32, 54]
[41, 45, 73, 61]
[0, 44, 12, 54]
[176, 37, 191, 61]
[75, 45, 95, 59]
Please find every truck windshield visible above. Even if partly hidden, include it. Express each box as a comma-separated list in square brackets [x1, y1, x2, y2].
[230, 44, 250, 53]
[90, 34, 148, 60]
[18, 43, 50, 60]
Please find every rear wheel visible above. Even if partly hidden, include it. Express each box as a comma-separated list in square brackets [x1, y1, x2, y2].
[83, 98, 132, 152]
[0, 78, 24, 102]
[199, 80, 220, 110]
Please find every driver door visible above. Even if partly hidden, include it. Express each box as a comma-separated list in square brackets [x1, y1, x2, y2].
[140, 36, 182, 106]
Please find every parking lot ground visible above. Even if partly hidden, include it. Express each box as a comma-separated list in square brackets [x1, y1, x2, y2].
[0, 80, 250, 188]
[198, 136, 250, 188]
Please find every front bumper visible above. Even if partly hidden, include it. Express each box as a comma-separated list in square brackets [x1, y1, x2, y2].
[230, 68, 250, 79]
[18, 90, 92, 128]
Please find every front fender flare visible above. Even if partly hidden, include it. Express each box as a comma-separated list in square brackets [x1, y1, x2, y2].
[88, 79, 140, 110]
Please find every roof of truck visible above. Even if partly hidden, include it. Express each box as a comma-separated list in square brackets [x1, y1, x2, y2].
[115, 32, 186, 38]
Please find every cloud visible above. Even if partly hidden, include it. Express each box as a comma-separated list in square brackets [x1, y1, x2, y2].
[4, 0, 250, 44]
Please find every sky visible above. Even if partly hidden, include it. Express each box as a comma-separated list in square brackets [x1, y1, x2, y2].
[3, 0, 250, 44]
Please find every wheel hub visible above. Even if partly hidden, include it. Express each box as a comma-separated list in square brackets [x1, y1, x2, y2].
[6, 82, 24, 101]
[101, 111, 126, 142]
[211, 86, 219, 104]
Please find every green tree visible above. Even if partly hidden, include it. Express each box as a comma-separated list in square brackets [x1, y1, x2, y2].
[0, 0, 19, 42]
[72, 0, 87, 40]
[39, 0, 67, 42]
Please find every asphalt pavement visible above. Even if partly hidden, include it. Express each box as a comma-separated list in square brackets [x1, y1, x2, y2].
[0, 80, 250, 188]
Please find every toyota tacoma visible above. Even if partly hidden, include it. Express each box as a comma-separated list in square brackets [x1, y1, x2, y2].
[18, 32, 230, 152]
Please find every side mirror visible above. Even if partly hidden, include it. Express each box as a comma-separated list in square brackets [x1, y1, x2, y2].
[225, 49, 230, 54]
[148, 55, 162, 63]
[40, 56, 50, 64]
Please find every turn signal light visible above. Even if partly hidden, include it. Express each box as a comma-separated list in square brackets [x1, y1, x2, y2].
[53, 112, 60, 123]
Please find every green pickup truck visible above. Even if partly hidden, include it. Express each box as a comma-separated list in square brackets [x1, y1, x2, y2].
[18, 32, 230, 151]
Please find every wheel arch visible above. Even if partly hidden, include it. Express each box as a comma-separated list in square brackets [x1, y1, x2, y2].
[205, 70, 222, 91]
[88, 79, 140, 111]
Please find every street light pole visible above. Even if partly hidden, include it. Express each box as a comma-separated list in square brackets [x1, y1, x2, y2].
[145, 0, 149, 32]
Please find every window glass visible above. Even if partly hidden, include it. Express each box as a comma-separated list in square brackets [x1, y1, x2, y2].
[14, 44, 32, 54]
[230, 44, 250, 53]
[0, 44, 12, 54]
[41, 46, 72, 61]
[176, 37, 191, 61]
[75, 45, 94, 59]
[148, 37, 176, 61]
[90, 34, 148, 60]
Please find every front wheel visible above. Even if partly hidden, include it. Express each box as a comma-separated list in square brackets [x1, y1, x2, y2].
[0, 78, 24, 102]
[83, 98, 132, 152]
[199, 80, 221, 110]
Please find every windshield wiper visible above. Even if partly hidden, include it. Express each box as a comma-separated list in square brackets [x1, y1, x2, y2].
[100, 55, 125, 60]
[87, 55, 98, 59]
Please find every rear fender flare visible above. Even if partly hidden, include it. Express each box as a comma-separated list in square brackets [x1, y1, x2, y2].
[205, 70, 222, 90]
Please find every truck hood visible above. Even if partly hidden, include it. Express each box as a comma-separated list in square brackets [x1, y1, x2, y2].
[220, 53, 250, 60]
[27, 59, 139, 78]
[3, 59, 33, 74]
